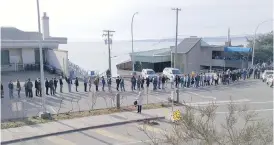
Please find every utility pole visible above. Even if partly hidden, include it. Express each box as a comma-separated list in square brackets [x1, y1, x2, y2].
[103, 30, 115, 77]
[172, 8, 181, 68]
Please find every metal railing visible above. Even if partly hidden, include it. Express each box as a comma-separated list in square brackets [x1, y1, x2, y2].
[68, 60, 89, 80]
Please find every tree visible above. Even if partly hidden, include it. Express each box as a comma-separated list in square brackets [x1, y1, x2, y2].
[246, 31, 273, 64]
[140, 101, 273, 145]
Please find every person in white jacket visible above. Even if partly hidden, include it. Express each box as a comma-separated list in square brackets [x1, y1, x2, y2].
[137, 91, 143, 113]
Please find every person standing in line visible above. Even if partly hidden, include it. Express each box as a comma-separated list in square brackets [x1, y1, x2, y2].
[107, 77, 112, 92]
[146, 77, 150, 89]
[88, 77, 92, 92]
[132, 76, 137, 90]
[94, 76, 99, 91]
[141, 77, 145, 90]
[27, 79, 33, 98]
[137, 91, 143, 113]
[153, 77, 157, 90]
[137, 76, 141, 91]
[35, 78, 39, 96]
[101, 76, 105, 91]
[59, 76, 63, 93]
[66, 77, 72, 92]
[120, 77, 125, 91]
[83, 77, 88, 92]
[38, 79, 42, 97]
[45, 78, 49, 95]
[175, 75, 179, 88]
[54, 78, 58, 93]
[75, 77, 79, 92]
[158, 75, 162, 89]
[16, 79, 21, 98]
[24, 79, 28, 97]
[8, 80, 14, 99]
[49, 78, 54, 95]
[116, 76, 121, 91]
[1, 83, 4, 98]
[170, 76, 174, 89]
[131, 76, 135, 91]
[162, 75, 166, 89]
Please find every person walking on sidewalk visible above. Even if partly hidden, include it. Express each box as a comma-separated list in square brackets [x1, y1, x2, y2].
[137, 91, 143, 113]
[162, 75, 166, 89]
[8, 80, 14, 99]
[59, 76, 63, 93]
[54, 78, 58, 93]
[101, 76, 105, 91]
[16, 79, 21, 98]
[75, 77, 79, 92]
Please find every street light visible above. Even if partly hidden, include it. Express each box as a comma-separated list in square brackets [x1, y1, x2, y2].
[131, 12, 138, 72]
[251, 19, 273, 66]
[36, 0, 46, 113]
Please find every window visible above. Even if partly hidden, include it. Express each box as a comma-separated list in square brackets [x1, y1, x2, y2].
[147, 70, 155, 74]
[172, 69, 181, 74]
[1, 50, 10, 65]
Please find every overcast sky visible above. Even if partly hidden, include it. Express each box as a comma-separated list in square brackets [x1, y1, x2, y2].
[0, 0, 273, 41]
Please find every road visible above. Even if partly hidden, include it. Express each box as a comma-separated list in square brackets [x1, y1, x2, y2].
[1, 71, 273, 121]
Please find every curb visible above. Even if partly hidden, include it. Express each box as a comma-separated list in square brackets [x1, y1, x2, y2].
[1, 116, 165, 145]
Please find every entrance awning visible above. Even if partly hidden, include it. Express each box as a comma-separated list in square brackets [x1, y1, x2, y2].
[224, 47, 251, 53]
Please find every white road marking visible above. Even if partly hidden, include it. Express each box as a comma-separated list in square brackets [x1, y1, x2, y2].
[185, 91, 216, 100]
[216, 108, 273, 114]
[186, 99, 250, 106]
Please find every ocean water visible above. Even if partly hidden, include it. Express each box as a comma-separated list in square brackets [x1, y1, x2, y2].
[60, 40, 246, 76]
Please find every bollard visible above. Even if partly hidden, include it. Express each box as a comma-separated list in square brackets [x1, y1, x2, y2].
[116, 93, 120, 109]
[176, 88, 179, 103]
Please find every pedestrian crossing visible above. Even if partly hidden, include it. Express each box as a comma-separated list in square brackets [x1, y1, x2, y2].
[17, 122, 173, 145]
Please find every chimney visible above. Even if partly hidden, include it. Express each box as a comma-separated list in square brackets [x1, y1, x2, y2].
[42, 12, 50, 38]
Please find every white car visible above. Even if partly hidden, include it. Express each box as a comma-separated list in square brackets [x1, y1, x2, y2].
[266, 74, 273, 86]
[261, 70, 274, 82]
[163, 68, 182, 80]
[141, 69, 157, 80]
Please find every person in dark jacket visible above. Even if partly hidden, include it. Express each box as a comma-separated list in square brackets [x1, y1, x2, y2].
[27, 79, 33, 98]
[45, 78, 49, 95]
[49, 78, 54, 95]
[141, 77, 145, 89]
[146, 77, 150, 88]
[162, 75, 166, 89]
[54, 78, 58, 93]
[38, 79, 41, 97]
[75, 77, 79, 92]
[59, 76, 63, 93]
[35, 78, 39, 96]
[83, 77, 88, 92]
[1, 83, 4, 98]
[8, 80, 14, 99]
[116, 76, 121, 91]
[16, 79, 21, 98]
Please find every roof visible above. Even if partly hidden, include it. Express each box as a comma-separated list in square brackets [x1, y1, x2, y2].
[1, 27, 42, 40]
[131, 48, 170, 56]
[171, 37, 202, 53]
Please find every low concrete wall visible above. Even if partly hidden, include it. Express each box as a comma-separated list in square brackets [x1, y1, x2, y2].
[46, 49, 68, 76]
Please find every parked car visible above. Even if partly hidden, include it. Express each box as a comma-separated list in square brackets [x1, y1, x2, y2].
[261, 70, 274, 82]
[163, 68, 182, 80]
[266, 74, 273, 86]
[141, 69, 157, 80]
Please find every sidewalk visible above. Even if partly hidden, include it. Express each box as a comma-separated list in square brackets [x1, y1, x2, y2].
[1, 107, 181, 144]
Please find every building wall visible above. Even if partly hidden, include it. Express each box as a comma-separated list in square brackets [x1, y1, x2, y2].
[185, 41, 202, 74]
[46, 49, 68, 76]
[9, 49, 22, 63]
[22, 48, 35, 64]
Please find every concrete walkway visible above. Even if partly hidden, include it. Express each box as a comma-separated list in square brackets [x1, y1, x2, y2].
[1, 107, 180, 144]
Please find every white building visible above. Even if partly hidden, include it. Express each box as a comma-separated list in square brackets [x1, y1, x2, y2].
[1, 12, 69, 76]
